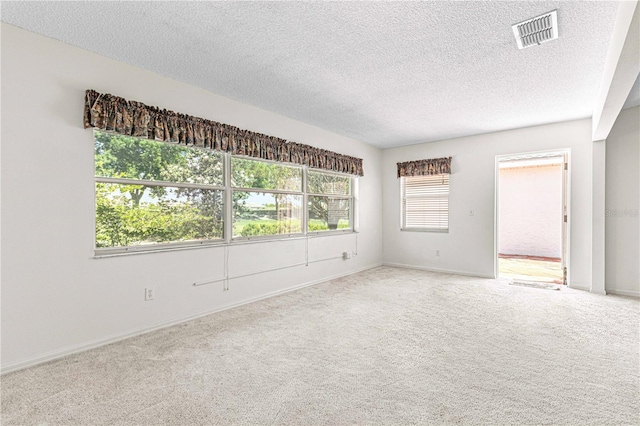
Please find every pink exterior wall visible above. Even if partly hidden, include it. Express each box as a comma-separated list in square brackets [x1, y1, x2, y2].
[499, 164, 563, 258]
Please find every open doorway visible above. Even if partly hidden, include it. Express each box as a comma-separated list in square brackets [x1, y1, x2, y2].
[496, 150, 569, 284]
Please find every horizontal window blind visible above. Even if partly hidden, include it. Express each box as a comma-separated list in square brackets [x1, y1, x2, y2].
[401, 174, 449, 231]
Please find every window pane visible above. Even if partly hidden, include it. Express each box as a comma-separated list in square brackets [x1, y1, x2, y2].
[231, 157, 302, 191]
[308, 196, 351, 231]
[233, 192, 303, 237]
[95, 182, 223, 248]
[307, 171, 350, 195]
[95, 131, 223, 186]
[401, 175, 449, 231]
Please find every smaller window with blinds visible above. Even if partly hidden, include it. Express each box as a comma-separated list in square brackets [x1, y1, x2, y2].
[401, 174, 449, 232]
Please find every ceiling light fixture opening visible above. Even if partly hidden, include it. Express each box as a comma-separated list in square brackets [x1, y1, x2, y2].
[512, 10, 558, 50]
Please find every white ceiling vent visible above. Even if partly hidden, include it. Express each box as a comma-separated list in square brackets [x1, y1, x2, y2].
[512, 10, 558, 50]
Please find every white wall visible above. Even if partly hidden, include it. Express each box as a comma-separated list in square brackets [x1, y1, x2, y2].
[0, 24, 383, 372]
[499, 164, 563, 258]
[382, 119, 595, 289]
[605, 105, 640, 297]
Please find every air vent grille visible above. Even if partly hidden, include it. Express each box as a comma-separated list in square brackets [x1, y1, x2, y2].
[512, 10, 558, 50]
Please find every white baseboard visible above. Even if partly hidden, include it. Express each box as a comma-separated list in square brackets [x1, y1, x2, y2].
[606, 288, 640, 298]
[567, 284, 590, 292]
[382, 262, 494, 279]
[1, 263, 382, 375]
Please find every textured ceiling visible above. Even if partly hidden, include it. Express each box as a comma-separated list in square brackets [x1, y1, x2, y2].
[1, 1, 623, 148]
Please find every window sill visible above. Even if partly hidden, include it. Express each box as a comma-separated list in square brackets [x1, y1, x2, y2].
[400, 228, 449, 233]
[306, 229, 355, 237]
[230, 233, 305, 244]
[93, 230, 358, 258]
[93, 239, 226, 258]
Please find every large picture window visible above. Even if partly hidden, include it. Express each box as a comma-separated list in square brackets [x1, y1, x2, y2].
[94, 132, 356, 253]
[94, 131, 225, 251]
[401, 174, 449, 232]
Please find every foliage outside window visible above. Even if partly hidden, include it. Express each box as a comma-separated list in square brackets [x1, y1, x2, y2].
[231, 158, 303, 238]
[401, 174, 449, 232]
[307, 171, 352, 232]
[94, 132, 356, 253]
[95, 131, 224, 250]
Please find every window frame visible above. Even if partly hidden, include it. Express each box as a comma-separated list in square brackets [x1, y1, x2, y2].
[230, 156, 305, 241]
[94, 132, 226, 255]
[306, 169, 354, 235]
[94, 179, 227, 255]
[400, 174, 450, 233]
[93, 131, 357, 256]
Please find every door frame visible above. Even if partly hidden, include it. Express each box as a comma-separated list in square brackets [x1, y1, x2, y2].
[494, 149, 571, 285]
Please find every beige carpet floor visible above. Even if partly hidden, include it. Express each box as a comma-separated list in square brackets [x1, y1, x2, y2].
[2, 266, 639, 425]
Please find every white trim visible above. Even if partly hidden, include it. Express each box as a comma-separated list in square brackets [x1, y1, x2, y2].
[606, 289, 640, 298]
[0, 263, 381, 375]
[224, 151, 233, 243]
[382, 262, 494, 279]
[591, 140, 607, 295]
[400, 228, 448, 233]
[305, 229, 354, 237]
[232, 187, 303, 196]
[94, 231, 359, 258]
[94, 239, 226, 257]
[567, 284, 590, 293]
[95, 176, 224, 191]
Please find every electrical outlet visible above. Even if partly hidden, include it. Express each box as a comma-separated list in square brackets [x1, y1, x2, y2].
[145, 287, 155, 301]
[342, 251, 351, 260]
[436, 250, 440, 256]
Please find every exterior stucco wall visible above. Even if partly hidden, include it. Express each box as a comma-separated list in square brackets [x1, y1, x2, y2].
[499, 164, 563, 258]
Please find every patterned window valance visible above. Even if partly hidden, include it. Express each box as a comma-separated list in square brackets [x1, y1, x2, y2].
[397, 157, 451, 178]
[83, 90, 364, 176]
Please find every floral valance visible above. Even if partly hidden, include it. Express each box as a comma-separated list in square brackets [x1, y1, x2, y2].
[84, 90, 364, 176]
[397, 157, 451, 178]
